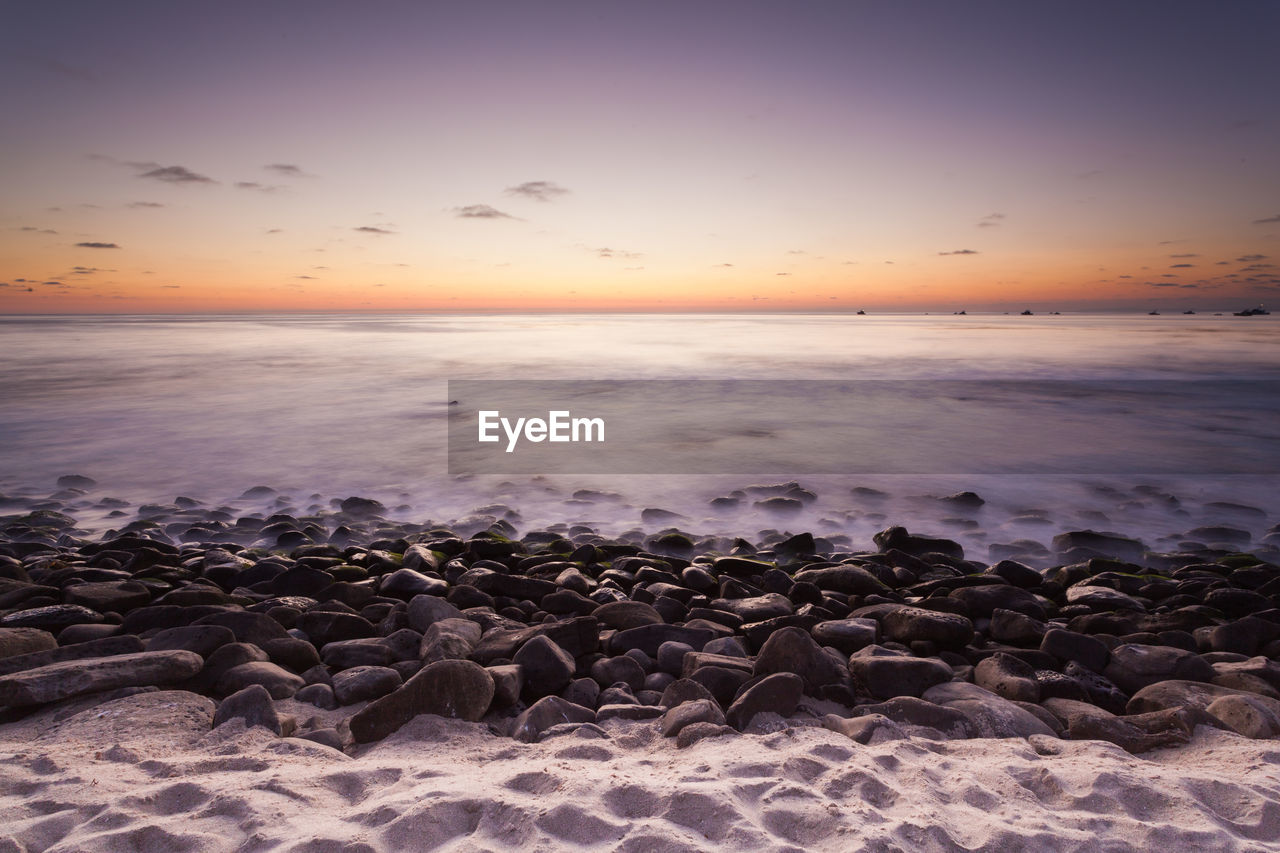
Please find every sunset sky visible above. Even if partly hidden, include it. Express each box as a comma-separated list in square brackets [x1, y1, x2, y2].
[2, 0, 1278, 313]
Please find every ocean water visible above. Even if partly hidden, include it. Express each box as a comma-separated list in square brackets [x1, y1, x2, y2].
[1, 313, 1277, 551]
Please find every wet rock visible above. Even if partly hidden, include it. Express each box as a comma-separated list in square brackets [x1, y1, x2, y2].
[63, 580, 152, 614]
[0, 604, 104, 633]
[513, 634, 576, 699]
[989, 608, 1047, 645]
[406, 594, 463, 631]
[810, 618, 878, 654]
[1103, 644, 1215, 695]
[1052, 530, 1145, 562]
[874, 526, 964, 559]
[378, 567, 447, 600]
[592, 600, 664, 630]
[1040, 628, 1110, 673]
[791, 565, 891, 597]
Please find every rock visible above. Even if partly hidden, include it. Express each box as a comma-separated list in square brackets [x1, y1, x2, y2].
[592, 600, 664, 630]
[321, 638, 394, 669]
[0, 650, 203, 707]
[1103, 644, 1215, 695]
[146, 625, 236, 658]
[1052, 530, 1145, 562]
[513, 634, 576, 699]
[590, 655, 647, 692]
[850, 696, 975, 738]
[826, 713, 907, 744]
[873, 526, 964, 559]
[949, 585, 1046, 621]
[810, 619, 879, 654]
[561, 677, 600, 709]
[0, 635, 145, 677]
[848, 646, 953, 700]
[660, 698, 725, 737]
[332, 665, 403, 705]
[751, 626, 847, 693]
[881, 607, 975, 648]
[988, 608, 1047, 645]
[608, 624, 714, 658]
[350, 659, 496, 742]
[472, 617, 600, 663]
[921, 681, 1056, 738]
[419, 618, 482, 663]
[216, 661, 305, 698]
[261, 637, 323, 673]
[791, 565, 891, 597]
[194, 611, 289, 647]
[406, 594, 463, 631]
[399, 545, 443, 574]
[1063, 662, 1129, 714]
[725, 672, 804, 731]
[1206, 694, 1280, 738]
[660, 678, 720, 709]
[656, 641, 695, 674]
[487, 664, 523, 707]
[511, 695, 596, 743]
[1065, 585, 1145, 611]
[597, 704, 664, 721]
[675, 721, 734, 749]
[975, 652, 1040, 703]
[1126, 679, 1255, 715]
[1, 604, 104, 633]
[296, 610, 376, 647]
[63, 580, 152, 613]
[295, 682, 338, 709]
[1040, 628, 1111, 673]
[0, 627, 56, 660]
[989, 560, 1042, 588]
[711, 594, 794, 623]
[214, 684, 282, 735]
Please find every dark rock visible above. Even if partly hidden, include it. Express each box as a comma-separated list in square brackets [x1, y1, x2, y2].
[216, 661, 305, 698]
[332, 665, 403, 705]
[193, 610, 289, 647]
[513, 634, 576, 699]
[0, 650, 202, 707]
[213, 684, 282, 735]
[510, 695, 596, 743]
[487, 664, 523, 707]
[824, 713, 905, 744]
[711, 593, 793, 623]
[1040, 628, 1110, 673]
[405, 594, 463, 631]
[1206, 694, 1280, 738]
[419, 618, 482, 663]
[63, 580, 152, 613]
[688, 666, 752, 708]
[1062, 661, 1129, 714]
[321, 638, 394, 669]
[974, 652, 1040, 703]
[675, 721, 734, 748]
[562, 676, 601, 709]
[1125, 679, 1250, 715]
[751, 626, 847, 693]
[0, 635, 145, 677]
[848, 646, 953, 700]
[146, 625, 236, 658]
[920, 681, 1056, 738]
[949, 585, 1046, 621]
[0, 628, 57, 660]
[472, 616, 600, 664]
[659, 678, 719, 709]
[295, 682, 339, 710]
[881, 607, 975, 649]
[988, 608, 1047, 646]
[661, 698, 725, 737]
[873, 526, 964, 559]
[1103, 644, 1215, 695]
[597, 703, 664, 721]
[725, 672, 804, 731]
[296, 610, 376, 647]
[1052, 530, 1145, 562]
[607, 624, 714, 658]
[0, 604, 104, 633]
[791, 565, 891, 597]
[260, 637, 322, 673]
[351, 659, 496, 742]
[850, 696, 975, 738]
[811, 618, 878, 654]
[590, 655, 647, 692]
[592, 600, 663, 630]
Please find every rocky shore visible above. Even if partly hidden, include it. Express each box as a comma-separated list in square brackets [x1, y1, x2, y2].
[2, 479, 1280, 850]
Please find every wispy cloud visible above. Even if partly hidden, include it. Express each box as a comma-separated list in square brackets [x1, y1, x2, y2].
[977, 213, 1005, 228]
[1169, 253, 1198, 258]
[938, 249, 979, 256]
[455, 204, 515, 219]
[235, 181, 281, 193]
[505, 181, 568, 202]
[1237, 254, 1269, 262]
[139, 165, 215, 184]
[127, 201, 164, 209]
[265, 163, 310, 177]
[17, 226, 58, 234]
[354, 226, 395, 235]
[1253, 213, 1280, 224]
[75, 241, 120, 249]
[1170, 263, 1194, 268]
[595, 247, 642, 260]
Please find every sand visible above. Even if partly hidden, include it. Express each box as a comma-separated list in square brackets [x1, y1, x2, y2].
[2, 690, 1279, 852]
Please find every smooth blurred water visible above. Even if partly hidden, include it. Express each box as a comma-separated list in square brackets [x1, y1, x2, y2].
[1, 313, 1277, 545]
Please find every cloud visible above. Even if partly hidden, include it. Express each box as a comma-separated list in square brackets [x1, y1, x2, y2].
[296, 275, 317, 280]
[266, 228, 283, 234]
[714, 263, 734, 268]
[353, 226, 395, 235]
[595, 247, 641, 260]
[161, 285, 181, 289]
[127, 201, 164, 208]
[977, 213, 1005, 228]
[265, 163, 309, 177]
[1149, 282, 1180, 287]
[1237, 254, 1269, 262]
[938, 249, 979, 256]
[75, 242, 120, 249]
[455, 204, 515, 219]
[1170, 263, 1193, 268]
[505, 181, 568, 202]
[17, 226, 58, 234]
[139, 165, 215, 184]
[1253, 213, 1280, 224]
[1169, 253, 1198, 258]
[235, 181, 279, 192]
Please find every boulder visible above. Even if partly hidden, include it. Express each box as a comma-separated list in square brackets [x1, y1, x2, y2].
[350, 659, 496, 742]
[752, 626, 848, 693]
[510, 696, 596, 743]
[848, 646, 953, 700]
[0, 650, 203, 707]
[725, 672, 804, 731]
[213, 684, 282, 735]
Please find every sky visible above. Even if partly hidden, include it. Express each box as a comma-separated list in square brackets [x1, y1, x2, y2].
[1, 0, 1278, 313]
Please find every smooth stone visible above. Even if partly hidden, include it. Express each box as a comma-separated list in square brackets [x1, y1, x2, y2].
[63, 580, 152, 613]
[675, 721, 735, 748]
[213, 683, 282, 735]
[146, 625, 236, 658]
[725, 672, 804, 731]
[296, 610, 376, 646]
[1103, 644, 1215, 695]
[811, 618, 879, 654]
[321, 638, 394, 669]
[975, 652, 1040, 703]
[260, 636, 323, 673]
[949, 585, 1046, 621]
[350, 659, 496, 742]
[295, 682, 339, 710]
[0, 627, 57, 660]
[513, 634, 576, 699]
[216, 661, 305, 699]
[1126, 679, 1256, 715]
[193, 610, 289, 647]
[988, 608, 1047, 645]
[660, 698, 725, 737]
[881, 607, 975, 649]
[751, 626, 848, 692]
[824, 712, 906, 744]
[596, 703, 664, 721]
[0, 635, 144, 677]
[406, 594, 463, 631]
[592, 600, 664, 630]
[590, 655, 647, 692]
[0, 650, 203, 707]
[850, 696, 975, 738]
[419, 618, 483, 663]
[608, 624, 714, 658]
[1206, 694, 1280, 738]
[920, 681, 1056, 739]
[510, 695, 596, 743]
[848, 646, 953, 700]
[1040, 628, 1111, 673]
[790, 566, 891, 597]
[332, 665, 403, 705]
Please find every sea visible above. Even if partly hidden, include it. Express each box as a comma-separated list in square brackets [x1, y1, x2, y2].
[1, 313, 1278, 554]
